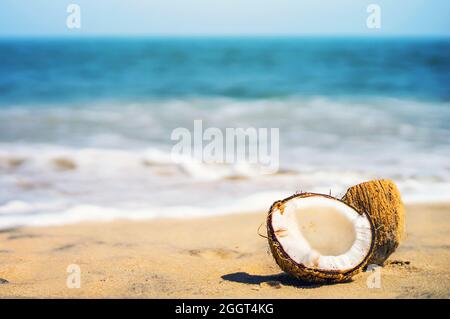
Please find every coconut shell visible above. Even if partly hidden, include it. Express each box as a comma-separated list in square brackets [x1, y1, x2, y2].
[342, 179, 405, 266]
[267, 193, 375, 283]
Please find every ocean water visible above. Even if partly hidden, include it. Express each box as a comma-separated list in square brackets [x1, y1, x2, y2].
[0, 37, 449, 228]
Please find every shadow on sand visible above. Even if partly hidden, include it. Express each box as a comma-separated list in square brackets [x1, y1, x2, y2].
[221, 272, 334, 289]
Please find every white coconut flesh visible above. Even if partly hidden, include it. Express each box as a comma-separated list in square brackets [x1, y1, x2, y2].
[271, 196, 372, 272]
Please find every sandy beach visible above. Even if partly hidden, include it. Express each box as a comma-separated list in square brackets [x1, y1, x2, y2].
[0, 203, 449, 298]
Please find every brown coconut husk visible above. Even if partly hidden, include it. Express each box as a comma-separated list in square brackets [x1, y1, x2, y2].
[342, 179, 405, 266]
[267, 192, 375, 283]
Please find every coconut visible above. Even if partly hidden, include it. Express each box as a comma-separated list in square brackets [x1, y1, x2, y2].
[267, 193, 375, 283]
[342, 179, 405, 265]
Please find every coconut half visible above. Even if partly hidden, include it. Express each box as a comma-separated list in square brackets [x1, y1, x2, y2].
[267, 193, 374, 283]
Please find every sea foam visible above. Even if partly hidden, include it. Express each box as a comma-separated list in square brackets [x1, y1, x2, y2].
[0, 97, 449, 228]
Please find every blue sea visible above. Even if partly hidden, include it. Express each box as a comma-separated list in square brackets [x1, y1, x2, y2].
[0, 37, 449, 227]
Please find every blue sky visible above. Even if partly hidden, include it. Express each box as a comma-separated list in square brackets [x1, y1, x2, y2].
[0, 0, 449, 37]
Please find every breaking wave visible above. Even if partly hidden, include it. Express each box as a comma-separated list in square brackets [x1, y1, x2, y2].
[0, 96, 450, 228]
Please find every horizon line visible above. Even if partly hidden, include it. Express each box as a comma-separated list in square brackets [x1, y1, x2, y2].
[0, 33, 449, 39]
